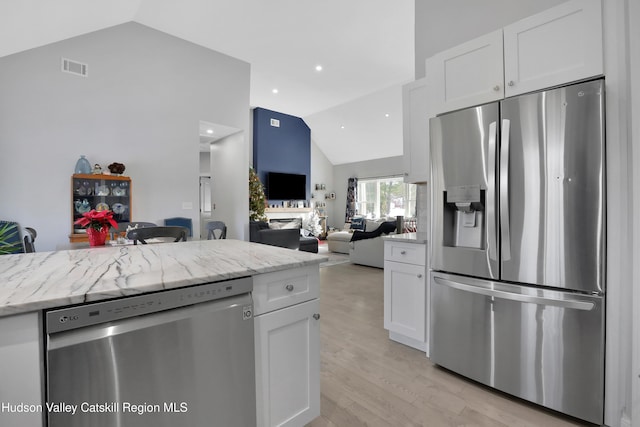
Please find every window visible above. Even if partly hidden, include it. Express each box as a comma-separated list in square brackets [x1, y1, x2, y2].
[356, 176, 416, 220]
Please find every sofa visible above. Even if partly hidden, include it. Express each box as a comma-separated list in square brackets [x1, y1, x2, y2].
[249, 220, 318, 253]
[326, 219, 396, 268]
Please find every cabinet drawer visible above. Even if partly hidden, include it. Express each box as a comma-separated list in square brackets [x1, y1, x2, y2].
[253, 265, 319, 316]
[384, 241, 426, 265]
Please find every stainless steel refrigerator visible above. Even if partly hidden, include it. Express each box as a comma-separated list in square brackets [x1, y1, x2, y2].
[429, 79, 605, 424]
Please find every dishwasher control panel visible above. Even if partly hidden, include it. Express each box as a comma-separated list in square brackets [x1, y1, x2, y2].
[46, 276, 253, 334]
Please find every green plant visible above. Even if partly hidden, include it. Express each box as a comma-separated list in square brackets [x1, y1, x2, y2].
[0, 222, 22, 255]
[249, 167, 267, 222]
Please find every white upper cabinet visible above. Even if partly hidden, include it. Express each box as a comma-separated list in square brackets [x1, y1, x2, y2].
[503, 0, 603, 97]
[428, 0, 603, 114]
[428, 30, 504, 114]
[402, 78, 431, 183]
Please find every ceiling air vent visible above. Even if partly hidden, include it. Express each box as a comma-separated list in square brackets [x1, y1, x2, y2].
[61, 57, 88, 77]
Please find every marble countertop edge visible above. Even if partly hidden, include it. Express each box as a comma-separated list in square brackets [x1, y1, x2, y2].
[382, 232, 428, 244]
[0, 240, 327, 318]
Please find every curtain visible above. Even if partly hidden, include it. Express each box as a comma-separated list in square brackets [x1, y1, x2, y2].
[345, 177, 357, 223]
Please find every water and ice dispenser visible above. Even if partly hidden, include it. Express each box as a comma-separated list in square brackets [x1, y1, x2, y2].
[442, 185, 485, 249]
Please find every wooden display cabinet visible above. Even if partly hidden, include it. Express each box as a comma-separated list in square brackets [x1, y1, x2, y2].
[70, 174, 132, 243]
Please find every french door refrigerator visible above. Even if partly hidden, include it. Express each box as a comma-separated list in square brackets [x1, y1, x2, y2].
[429, 78, 605, 424]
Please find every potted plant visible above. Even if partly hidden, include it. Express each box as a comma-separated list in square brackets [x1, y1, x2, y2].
[0, 222, 22, 255]
[74, 210, 118, 246]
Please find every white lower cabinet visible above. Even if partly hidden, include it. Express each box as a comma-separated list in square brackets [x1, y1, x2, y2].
[254, 266, 321, 427]
[383, 241, 428, 353]
[0, 312, 43, 427]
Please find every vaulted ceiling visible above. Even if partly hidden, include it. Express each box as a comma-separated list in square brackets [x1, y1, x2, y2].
[0, 0, 415, 165]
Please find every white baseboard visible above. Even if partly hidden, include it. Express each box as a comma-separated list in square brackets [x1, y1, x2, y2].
[389, 331, 427, 352]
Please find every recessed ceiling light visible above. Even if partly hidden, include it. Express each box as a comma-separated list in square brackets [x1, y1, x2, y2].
[272, 88, 279, 94]
[315, 65, 323, 72]
[385, 113, 390, 118]
[206, 129, 214, 134]
[340, 125, 345, 129]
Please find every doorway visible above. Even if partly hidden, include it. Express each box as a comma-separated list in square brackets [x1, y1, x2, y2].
[199, 120, 243, 239]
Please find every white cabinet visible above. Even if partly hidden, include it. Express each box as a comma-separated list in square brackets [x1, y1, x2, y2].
[383, 240, 428, 353]
[427, 30, 504, 114]
[0, 312, 43, 427]
[254, 266, 320, 427]
[503, 0, 603, 97]
[402, 78, 431, 183]
[428, 0, 603, 114]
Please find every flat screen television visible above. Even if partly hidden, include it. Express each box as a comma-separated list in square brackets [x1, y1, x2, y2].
[266, 172, 306, 200]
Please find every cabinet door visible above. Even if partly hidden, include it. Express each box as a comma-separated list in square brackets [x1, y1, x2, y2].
[427, 30, 504, 114]
[503, 0, 603, 97]
[255, 299, 320, 427]
[402, 78, 430, 183]
[384, 260, 426, 342]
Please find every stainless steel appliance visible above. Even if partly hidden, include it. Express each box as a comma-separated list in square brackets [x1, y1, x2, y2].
[429, 79, 605, 424]
[45, 277, 255, 427]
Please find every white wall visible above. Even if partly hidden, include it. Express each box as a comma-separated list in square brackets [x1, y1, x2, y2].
[414, 0, 566, 78]
[310, 138, 334, 211]
[0, 22, 250, 251]
[209, 132, 248, 240]
[199, 151, 211, 175]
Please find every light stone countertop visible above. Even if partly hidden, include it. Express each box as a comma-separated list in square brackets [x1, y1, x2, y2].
[0, 239, 327, 318]
[382, 232, 428, 244]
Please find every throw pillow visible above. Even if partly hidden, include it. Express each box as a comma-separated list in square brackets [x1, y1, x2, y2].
[349, 217, 365, 230]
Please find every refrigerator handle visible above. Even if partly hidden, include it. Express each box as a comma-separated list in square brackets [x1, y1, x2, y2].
[433, 277, 595, 311]
[500, 119, 511, 261]
[487, 121, 497, 261]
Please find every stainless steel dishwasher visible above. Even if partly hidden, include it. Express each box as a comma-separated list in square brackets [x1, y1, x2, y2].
[45, 277, 255, 427]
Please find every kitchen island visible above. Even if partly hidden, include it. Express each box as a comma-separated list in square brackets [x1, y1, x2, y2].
[0, 239, 326, 427]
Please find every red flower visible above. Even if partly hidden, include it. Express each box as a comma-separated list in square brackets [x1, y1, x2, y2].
[74, 210, 119, 231]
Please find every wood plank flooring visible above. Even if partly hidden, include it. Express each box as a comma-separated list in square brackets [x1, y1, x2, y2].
[307, 263, 588, 427]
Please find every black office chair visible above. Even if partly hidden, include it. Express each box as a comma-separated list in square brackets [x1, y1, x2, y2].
[206, 221, 227, 240]
[164, 217, 193, 237]
[127, 226, 188, 245]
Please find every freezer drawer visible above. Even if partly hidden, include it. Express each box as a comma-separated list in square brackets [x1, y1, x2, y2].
[430, 272, 604, 425]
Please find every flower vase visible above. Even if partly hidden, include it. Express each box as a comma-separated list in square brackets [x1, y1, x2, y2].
[75, 155, 92, 174]
[87, 227, 108, 246]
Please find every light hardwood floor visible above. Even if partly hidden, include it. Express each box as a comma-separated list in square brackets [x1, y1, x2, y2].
[307, 263, 588, 427]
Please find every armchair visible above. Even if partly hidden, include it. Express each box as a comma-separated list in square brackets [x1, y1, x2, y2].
[249, 221, 300, 250]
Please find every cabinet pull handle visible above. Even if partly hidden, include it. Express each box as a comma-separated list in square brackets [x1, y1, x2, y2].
[400, 250, 407, 255]
[417, 274, 423, 278]
[508, 80, 515, 87]
[285, 284, 294, 292]
[313, 313, 321, 320]
[493, 85, 500, 91]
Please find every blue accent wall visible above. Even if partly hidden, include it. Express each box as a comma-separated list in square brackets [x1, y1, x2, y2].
[253, 107, 311, 203]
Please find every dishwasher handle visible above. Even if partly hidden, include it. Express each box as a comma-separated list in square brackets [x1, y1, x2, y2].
[47, 293, 253, 350]
[433, 277, 595, 311]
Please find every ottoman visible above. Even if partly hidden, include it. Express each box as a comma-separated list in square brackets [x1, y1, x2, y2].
[326, 231, 352, 254]
[299, 236, 319, 253]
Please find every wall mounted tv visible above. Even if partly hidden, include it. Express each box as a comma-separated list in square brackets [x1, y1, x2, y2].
[266, 172, 306, 200]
